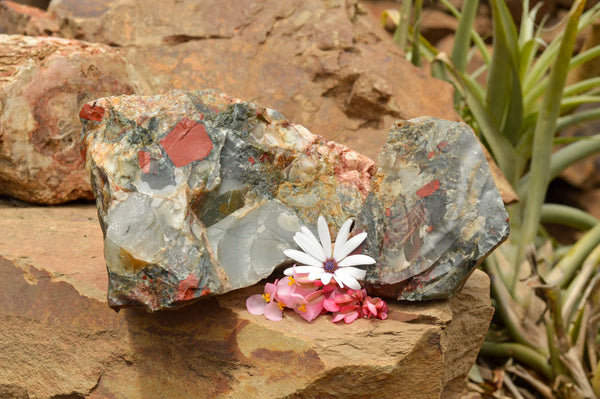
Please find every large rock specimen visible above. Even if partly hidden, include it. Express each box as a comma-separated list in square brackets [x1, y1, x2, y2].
[82, 89, 508, 311]
[0, 34, 149, 204]
[0, 199, 494, 398]
[83, 89, 375, 311]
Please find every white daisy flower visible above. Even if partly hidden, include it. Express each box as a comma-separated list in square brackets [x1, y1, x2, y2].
[283, 215, 375, 290]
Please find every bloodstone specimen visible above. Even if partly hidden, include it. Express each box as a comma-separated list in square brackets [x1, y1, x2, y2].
[357, 118, 509, 300]
[82, 90, 508, 311]
[82, 90, 375, 311]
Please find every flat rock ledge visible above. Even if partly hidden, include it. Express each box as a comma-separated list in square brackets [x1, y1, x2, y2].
[0, 201, 493, 399]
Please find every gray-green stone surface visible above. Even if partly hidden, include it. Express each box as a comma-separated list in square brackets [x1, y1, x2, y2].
[82, 90, 508, 311]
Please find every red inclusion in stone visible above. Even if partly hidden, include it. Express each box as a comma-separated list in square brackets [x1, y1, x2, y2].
[175, 273, 200, 301]
[160, 118, 213, 167]
[416, 179, 440, 198]
[79, 104, 105, 122]
[138, 150, 151, 173]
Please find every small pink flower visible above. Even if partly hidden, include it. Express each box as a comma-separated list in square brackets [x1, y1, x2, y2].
[276, 276, 308, 309]
[327, 288, 364, 323]
[246, 281, 285, 321]
[363, 296, 389, 320]
[331, 304, 361, 323]
[294, 290, 325, 322]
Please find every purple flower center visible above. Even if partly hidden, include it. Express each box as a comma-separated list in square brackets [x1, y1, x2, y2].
[324, 258, 338, 273]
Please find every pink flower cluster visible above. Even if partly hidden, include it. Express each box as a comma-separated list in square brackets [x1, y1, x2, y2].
[246, 269, 388, 323]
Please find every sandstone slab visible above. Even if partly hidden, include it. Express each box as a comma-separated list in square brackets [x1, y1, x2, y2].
[0, 200, 494, 399]
[0, 34, 149, 204]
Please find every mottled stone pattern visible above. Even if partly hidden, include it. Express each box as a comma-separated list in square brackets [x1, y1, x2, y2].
[357, 118, 509, 300]
[0, 34, 149, 204]
[82, 89, 375, 311]
[83, 90, 509, 311]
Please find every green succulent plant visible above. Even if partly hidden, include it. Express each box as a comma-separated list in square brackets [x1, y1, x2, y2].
[384, 0, 600, 396]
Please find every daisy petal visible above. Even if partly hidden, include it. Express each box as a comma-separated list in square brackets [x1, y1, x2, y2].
[320, 272, 333, 285]
[333, 219, 353, 260]
[337, 232, 368, 260]
[283, 249, 322, 267]
[317, 216, 332, 258]
[300, 226, 325, 259]
[335, 270, 362, 290]
[338, 266, 366, 280]
[294, 232, 326, 262]
[307, 271, 324, 281]
[338, 254, 376, 267]
[288, 265, 323, 275]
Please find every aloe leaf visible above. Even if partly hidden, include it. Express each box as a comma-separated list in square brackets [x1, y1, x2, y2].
[395, 0, 412, 50]
[519, 38, 545, 84]
[547, 221, 600, 288]
[445, 65, 518, 183]
[569, 44, 600, 71]
[523, 3, 600, 95]
[517, 0, 587, 286]
[452, 0, 478, 73]
[593, 358, 600, 397]
[380, 9, 400, 28]
[480, 341, 552, 380]
[518, 134, 600, 201]
[526, 48, 600, 107]
[540, 204, 599, 230]
[560, 94, 600, 109]
[487, 0, 523, 145]
[519, 1, 544, 46]
[439, 0, 491, 65]
[486, 260, 548, 354]
[548, 134, 600, 180]
[410, 0, 424, 66]
[557, 108, 600, 131]
[564, 77, 600, 97]
[562, 246, 600, 325]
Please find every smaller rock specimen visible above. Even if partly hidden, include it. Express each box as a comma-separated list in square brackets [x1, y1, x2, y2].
[357, 118, 510, 300]
[0, 34, 148, 204]
[83, 90, 508, 312]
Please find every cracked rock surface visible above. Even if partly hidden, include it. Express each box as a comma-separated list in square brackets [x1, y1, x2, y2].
[0, 199, 494, 399]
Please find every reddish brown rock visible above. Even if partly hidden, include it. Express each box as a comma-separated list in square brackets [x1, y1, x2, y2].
[420, 9, 459, 45]
[47, 0, 459, 160]
[0, 1, 58, 36]
[0, 200, 494, 399]
[0, 34, 149, 204]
